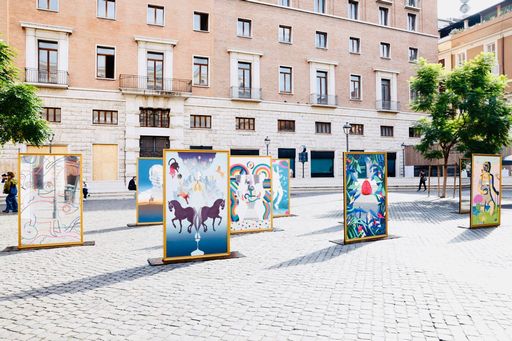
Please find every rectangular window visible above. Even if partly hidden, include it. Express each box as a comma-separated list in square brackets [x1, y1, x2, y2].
[380, 42, 391, 58]
[237, 62, 252, 98]
[93, 110, 118, 125]
[190, 115, 212, 129]
[42, 107, 61, 123]
[140, 136, 169, 158]
[278, 119, 295, 132]
[237, 19, 252, 37]
[349, 37, 360, 53]
[407, 13, 417, 31]
[406, 0, 418, 7]
[279, 66, 292, 93]
[193, 57, 209, 86]
[38, 40, 58, 83]
[314, 0, 325, 13]
[37, 0, 58, 11]
[236, 117, 255, 131]
[279, 25, 292, 43]
[97, 0, 115, 19]
[350, 123, 364, 135]
[315, 122, 331, 134]
[409, 127, 421, 138]
[456, 52, 466, 66]
[316, 31, 327, 48]
[348, 1, 359, 20]
[96, 46, 115, 79]
[410, 87, 419, 102]
[279, 0, 290, 6]
[350, 75, 361, 100]
[311, 151, 334, 178]
[139, 108, 170, 128]
[409, 47, 418, 62]
[193, 12, 209, 31]
[147, 52, 164, 90]
[316, 70, 328, 97]
[147, 5, 164, 26]
[380, 125, 394, 137]
[379, 7, 389, 26]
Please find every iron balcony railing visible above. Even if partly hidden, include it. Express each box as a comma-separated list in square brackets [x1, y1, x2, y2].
[230, 87, 262, 100]
[310, 94, 338, 106]
[119, 74, 192, 93]
[25, 68, 69, 86]
[376, 100, 401, 112]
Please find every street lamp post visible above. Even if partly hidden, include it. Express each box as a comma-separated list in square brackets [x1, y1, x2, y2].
[264, 136, 270, 156]
[343, 122, 352, 152]
[48, 133, 55, 154]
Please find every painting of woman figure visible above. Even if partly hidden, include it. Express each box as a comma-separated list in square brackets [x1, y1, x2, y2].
[344, 152, 388, 244]
[471, 155, 502, 228]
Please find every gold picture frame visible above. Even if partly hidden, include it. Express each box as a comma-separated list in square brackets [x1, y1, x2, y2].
[162, 149, 231, 262]
[271, 158, 291, 218]
[18, 153, 84, 249]
[469, 154, 502, 229]
[136, 157, 163, 225]
[229, 155, 274, 235]
[343, 152, 388, 244]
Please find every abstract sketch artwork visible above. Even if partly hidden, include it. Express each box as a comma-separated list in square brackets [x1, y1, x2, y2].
[471, 154, 501, 228]
[137, 158, 163, 224]
[230, 156, 273, 232]
[344, 152, 388, 243]
[272, 159, 290, 217]
[19, 154, 82, 247]
[164, 150, 229, 261]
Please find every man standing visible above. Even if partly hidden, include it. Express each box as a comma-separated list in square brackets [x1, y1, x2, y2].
[3, 172, 18, 213]
[418, 170, 427, 192]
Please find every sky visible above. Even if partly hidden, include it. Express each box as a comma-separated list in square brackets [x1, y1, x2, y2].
[438, 0, 503, 19]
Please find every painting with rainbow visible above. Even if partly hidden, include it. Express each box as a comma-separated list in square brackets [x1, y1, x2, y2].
[229, 156, 273, 233]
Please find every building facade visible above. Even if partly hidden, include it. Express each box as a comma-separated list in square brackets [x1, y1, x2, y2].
[438, 0, 512, 98]
[0, 0, 438, 190]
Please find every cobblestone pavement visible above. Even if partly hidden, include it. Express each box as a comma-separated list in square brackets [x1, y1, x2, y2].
[1, 191, 512, 340]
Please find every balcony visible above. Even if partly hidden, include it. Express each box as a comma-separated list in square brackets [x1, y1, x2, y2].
[310, 94, 338, 107]
[25, 68, 69, 87]
[119, 75, 192, 95]
[230, 87, 262, 101]
[376, 100, 400, 112]
[405, 0, 420, 10]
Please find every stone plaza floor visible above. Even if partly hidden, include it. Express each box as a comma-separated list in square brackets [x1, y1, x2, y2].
[0, 191, 512, 340]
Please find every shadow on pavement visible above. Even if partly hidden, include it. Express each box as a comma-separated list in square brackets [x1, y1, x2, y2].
[267, 243, 365, 269]
[388, 199, 461, 224]
[83, 199, 135, 212]
[448, 227, 497, 244]
[298, 224, 342, 237]
[84, 225, 144, 235]
[0, 263, 190, 302]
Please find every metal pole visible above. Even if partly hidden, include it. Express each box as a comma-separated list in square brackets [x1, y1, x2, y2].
[266, 144, 269, 156]
[346, 134, 349, 152]
[402, 148, 405, 177]
[302, 162, 305, 178]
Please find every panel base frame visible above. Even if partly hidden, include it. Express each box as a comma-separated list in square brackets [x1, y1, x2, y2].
[148, 251, 244, 266]
[3, 240, 95, 252]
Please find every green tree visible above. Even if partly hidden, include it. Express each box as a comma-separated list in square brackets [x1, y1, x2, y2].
[410, 53, 512, 197]
[0, 40, 51, 146]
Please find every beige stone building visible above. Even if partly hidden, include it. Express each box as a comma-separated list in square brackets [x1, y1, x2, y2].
[438, 0, 512, 97]
[1, 0, 438, 190]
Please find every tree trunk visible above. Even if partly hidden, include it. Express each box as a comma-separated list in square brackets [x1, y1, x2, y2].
[441, 154, 449, 198]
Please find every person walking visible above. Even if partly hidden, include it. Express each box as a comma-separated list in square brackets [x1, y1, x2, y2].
[3, 172, 18, 213]
[128, 176, 137, 191]
[82, 181, 89, 200]
[418, 170, 427, 192]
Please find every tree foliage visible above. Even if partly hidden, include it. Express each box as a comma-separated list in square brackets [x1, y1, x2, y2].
[410, 53, 512, 197]
[0, 40, 51, 146]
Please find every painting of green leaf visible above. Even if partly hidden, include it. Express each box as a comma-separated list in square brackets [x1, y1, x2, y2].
[344, 153, 387, 242]
[470, 155, 501, 228]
